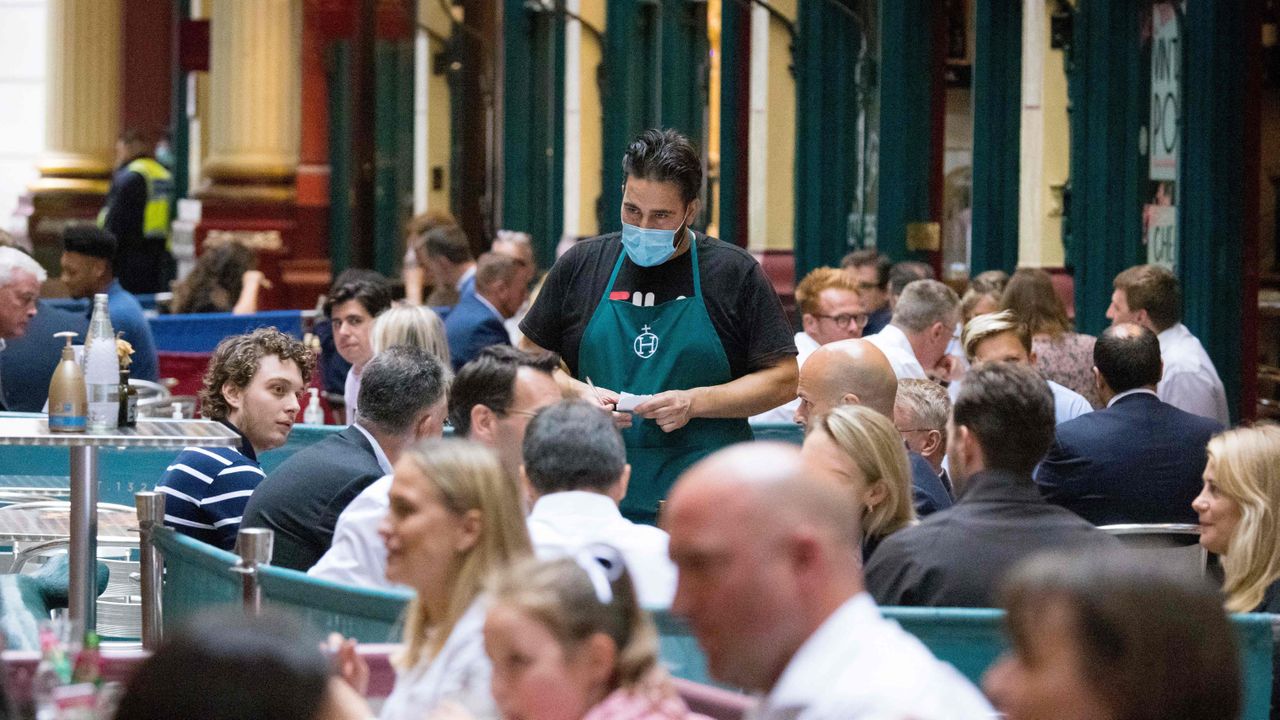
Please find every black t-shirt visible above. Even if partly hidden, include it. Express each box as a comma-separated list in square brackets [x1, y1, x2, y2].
[521, 231, 797, 379]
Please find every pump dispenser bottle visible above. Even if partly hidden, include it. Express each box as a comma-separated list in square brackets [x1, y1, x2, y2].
[48, 332, 87, 433]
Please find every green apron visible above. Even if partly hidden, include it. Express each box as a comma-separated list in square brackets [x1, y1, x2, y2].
[578, 235, 753, 523]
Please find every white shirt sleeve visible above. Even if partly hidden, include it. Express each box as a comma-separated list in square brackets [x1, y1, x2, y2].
[308, 475, 398, 590]
[1158, 367, 1229, 425]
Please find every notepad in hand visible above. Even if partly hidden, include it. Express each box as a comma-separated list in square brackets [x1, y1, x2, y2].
[616, 392, 655, 412]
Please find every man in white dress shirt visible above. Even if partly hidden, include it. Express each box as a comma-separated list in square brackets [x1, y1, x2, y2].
[665, 443, 994, 719]
[522, 400, 676, 608]
[867, 279, 960, 380]
[1106, 264, 1228, 425]
[310, 346, 562, 588]
[957, 311, 1093, 425]
[751, 267, 866, 424]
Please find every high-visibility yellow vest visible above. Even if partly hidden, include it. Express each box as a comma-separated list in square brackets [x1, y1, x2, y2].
[99, 157, 174, 247]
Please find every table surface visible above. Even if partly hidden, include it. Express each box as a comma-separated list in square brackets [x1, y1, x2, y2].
[0, 502, 137, 542]
[0, 417, 239, 448]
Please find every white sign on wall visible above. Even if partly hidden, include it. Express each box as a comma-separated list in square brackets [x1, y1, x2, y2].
[1146, 204, 1178, 273]
[1149, 4, 1179, 182]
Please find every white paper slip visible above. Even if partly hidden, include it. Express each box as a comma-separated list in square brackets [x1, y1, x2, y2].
[616, 392, 655, 412]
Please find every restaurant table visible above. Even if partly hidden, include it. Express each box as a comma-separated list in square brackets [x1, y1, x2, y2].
[0, 417, 238, 636]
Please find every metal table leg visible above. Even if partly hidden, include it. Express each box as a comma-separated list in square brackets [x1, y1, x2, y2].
[68, 445, 98, 635]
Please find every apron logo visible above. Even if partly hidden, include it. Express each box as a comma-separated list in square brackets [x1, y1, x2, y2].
[633, 325, 659, 359]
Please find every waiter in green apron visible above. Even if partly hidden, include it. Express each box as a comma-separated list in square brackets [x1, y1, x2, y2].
[520, 129, 798, 523]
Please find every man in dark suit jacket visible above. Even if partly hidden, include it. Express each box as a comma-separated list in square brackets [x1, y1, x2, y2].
[1035, 323, 1223, 525]
[866, 363, 1116, 608]
[796, 339, 953, 516]
[241, 346, 449, 571]
[444, 252, 532, 371]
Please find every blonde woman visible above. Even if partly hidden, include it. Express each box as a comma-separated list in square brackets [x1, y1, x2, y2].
[484, 551, 704, 720]
[371, 303, 452, 368]
[335, 438, 531, 719]
[800, 404, 916, 560]
[1192, 424, 1280, 613]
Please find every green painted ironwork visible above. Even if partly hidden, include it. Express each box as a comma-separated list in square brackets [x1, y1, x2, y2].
[374, 39, 417, 277]
[876, 0, 935, 265]
[1063, 0, 1146, 335]
[170, 0, 191, 204]
[1179, 1, 1248, 422]
[502, 0, 566, 269]
[716, 0, 750, 248]
[793, 0, 869, 276]
[599, 0, 709, 235]
[971, 0, 1022, 274]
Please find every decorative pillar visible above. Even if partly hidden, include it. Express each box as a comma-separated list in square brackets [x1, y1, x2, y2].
[200, 0, 301, 201]
[194, 0, 302, 309]
[21, 0, 123, 272]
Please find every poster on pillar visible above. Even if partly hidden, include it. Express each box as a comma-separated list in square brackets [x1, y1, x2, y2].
[1146, 203, 1178, 273]
[1149, 4, 1179, 182]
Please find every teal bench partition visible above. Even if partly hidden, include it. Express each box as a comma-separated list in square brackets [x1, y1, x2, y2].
[749, 422, 804, 445]
[655, 606, 1275, 719]
[257, 564, 410, 643]
[151, 527, 410, 643]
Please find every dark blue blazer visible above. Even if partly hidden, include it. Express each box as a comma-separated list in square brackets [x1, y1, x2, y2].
[444, 292, 510, 371]
[242, 425, 386, 571]
[1034, 391, 1223, 525]
[910, 452, 952, 517]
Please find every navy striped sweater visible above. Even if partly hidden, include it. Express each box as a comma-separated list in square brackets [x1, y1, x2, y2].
[156, 439, 263, 550]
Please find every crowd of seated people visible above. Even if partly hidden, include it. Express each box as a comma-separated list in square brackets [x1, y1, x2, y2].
[4, 218, 1270, 718]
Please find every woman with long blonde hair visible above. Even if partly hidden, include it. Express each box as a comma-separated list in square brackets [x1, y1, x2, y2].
[1192, 424, 1280, 613]
[800, 404, 916, 560]
[336, 438, 531, 719]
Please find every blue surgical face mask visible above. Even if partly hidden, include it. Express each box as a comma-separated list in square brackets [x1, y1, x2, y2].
[621, 221, 685, 267]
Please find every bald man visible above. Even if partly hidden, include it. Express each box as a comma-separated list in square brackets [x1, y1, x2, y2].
[796, 339, 953, 511]
[665, 443, 993, 719]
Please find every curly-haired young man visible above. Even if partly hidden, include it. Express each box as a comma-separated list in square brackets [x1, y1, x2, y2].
[157, 327, 314, 549]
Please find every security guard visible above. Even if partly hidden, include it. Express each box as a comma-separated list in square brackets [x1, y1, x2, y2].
[99, 129, 175, 294]
[521, 129, 798, 523]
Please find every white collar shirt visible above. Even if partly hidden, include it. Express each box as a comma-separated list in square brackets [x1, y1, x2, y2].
[866, 324, 927, 380]
[308, 474, 402, 590]
[474, 292, 504, 323]
[379, 596, 496, 720]
[527, 491, 676, 608]
[750, 332, 820, 425]
[1106, 387, 1159, 408]
[351, 422, 394, 475]
[1156, 323, 1229, 425]
[752, 593, 995, 720]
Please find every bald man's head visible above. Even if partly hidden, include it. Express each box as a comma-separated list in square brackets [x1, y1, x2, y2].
[665, 442, 863, 692]
[795, 339, 899, 426]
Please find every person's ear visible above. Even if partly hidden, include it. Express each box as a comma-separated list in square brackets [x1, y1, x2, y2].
[455, 509, 483, 552]
[578, 633, 619, 688]
[1028, 349, 1038, 366]
[683, 198, 702, 227]
[471, 404, 497, 442]
[801, 313, 819, 337]
[840, 392, 861, 408]
[519, 465, 537, 510]
[864, 480, 889, 509]
[222, 382, 244, 412]
[610, 464, 631, 504]
[1092, 366, 1105, 393]
[922, 429, 943, 456]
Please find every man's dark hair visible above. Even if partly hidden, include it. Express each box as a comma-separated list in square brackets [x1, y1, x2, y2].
[63, 225, 117, 270]
[522, 400, 626, 495]
[1094, 323, 1162, 394]
[422, 225, 474, 265]
[953, 362, 1054, 476]
[888, 261, 935, 297]
[118, 127, 156, 154]
[357, 346, 449, 436]
[841, 249, 891, 289]
[448, 345, 561, 437]
[621, 128, 702, 205]
[323, 276, 392, 319]
[199, 328, 315, 422]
